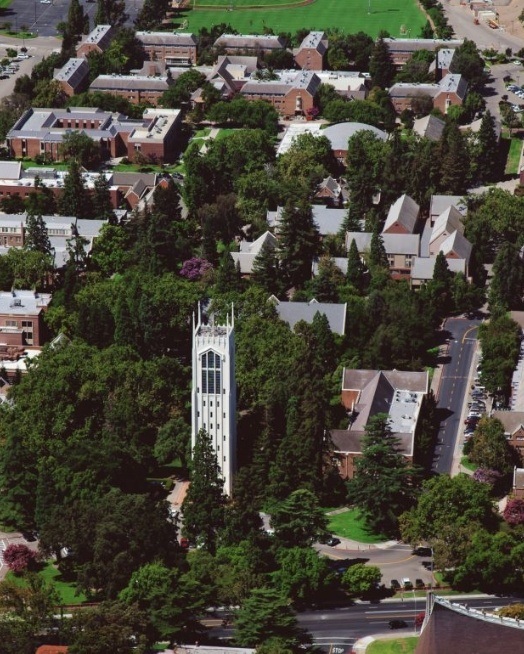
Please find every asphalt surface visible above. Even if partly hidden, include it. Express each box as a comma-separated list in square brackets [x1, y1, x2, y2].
[205, 596, 515, 653]
[433, 317, 480, 474]
[6, 0, 143, 38]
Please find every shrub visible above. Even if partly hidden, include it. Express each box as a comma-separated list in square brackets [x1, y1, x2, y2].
[3, 543, 37, 574]
[180, 257, 213, 281]
[503, 498, 524, 526]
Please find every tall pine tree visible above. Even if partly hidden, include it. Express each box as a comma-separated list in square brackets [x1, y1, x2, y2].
[24, 212, 52, 256]
[251, 242, 280, 296]
[346, 238, 365, 291]
[278, 201, 319, 289]
[369, 37, 396, 89]
[182, 429, 226, 554]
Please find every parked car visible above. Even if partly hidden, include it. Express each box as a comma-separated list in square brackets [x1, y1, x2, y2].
[413, 546, 432, 556]
[415, 578, 425, 589]
[391, 579, 401, 590]
[389, 620, 408, 629]
[402, 577, 413, 589]
[326, 537, 341, 547]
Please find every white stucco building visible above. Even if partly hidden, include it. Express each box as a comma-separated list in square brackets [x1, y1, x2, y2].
[191, 305, 236, 496]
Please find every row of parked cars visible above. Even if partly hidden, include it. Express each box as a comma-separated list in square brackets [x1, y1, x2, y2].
[464, 360, 487, 438]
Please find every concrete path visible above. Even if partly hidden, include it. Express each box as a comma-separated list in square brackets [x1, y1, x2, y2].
[352, 631, 418, 653]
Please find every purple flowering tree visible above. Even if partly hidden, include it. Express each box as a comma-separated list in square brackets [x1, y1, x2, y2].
[180, 258, 213, 281]
[503, 498, 524, 526]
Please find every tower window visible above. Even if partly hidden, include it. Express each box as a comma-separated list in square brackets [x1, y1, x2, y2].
[201, 350, 222, 394]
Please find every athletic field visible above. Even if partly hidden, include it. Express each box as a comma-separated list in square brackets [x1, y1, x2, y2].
[178, 0, 426, 38]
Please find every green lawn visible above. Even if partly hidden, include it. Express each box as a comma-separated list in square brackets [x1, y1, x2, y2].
[198, 0, 302, 6]
[0, 0, 12, 8]
[505, 136, 523, 175]
[460, 456, 476, 472]
[367, 637, 419, 654]
[327, 508, 387, 543]
[176, 0, 426, 38]
[7, 562, 87, 605]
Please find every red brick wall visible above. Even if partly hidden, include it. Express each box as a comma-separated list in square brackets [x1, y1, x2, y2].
[295, 49, 323, 70]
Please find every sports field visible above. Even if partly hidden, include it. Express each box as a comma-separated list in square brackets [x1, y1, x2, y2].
[179, 0, 426, 38]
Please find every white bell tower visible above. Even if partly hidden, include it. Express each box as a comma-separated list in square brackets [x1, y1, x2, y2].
[191, 304, 236, 496]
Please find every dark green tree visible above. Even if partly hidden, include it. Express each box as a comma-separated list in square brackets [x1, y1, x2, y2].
[59, 160, 93, 219]
[475, 110, 499, 183]
[342, 563, 382, 597]
[270, 489, 328, 547]
[234, 587, 308, 650]
[92, 172, 115, 222]
[182, 429, 227, 554]
[59, 130, 101, 169]
[95, 0, 128, 26]
[369, 37, 396, 89]
[439, 122, 470, 194]
[347, 414, 419, 536]
[251, 242, 281, 295]
[488, 242, 524, 314]
[369, 229, 388, 269]
[346, 237, 365, 290]
[215, 250, 242, 295]
[24, 212, 52, 256]
[469, 416, 518, 476]
[272, 547, 332, 604]
[278, 201, 319, 289]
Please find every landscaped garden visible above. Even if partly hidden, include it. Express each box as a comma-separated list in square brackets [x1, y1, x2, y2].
[7, 561, 87, 605]
[327, 508, 387, 543]
[367, 637, 419, 653]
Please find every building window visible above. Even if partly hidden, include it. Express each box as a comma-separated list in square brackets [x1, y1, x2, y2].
[210, 412, 213, 417]
[387, 255, 395, 267]
[201, 350, 222, 394]
[5, 320, 17, 327]
[404, 255, 413, 268]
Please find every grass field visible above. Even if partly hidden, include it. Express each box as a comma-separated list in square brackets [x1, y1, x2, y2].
[178, 0, 426, 38]
[367, 637, 419, 653]
[7, 562, 87, 605]
[327, 508, 387, 543]
[505, 135, 523, 175]
[460, 456, 476, 472]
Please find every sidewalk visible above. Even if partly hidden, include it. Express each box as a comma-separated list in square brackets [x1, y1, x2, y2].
[352, 632, 418, 653]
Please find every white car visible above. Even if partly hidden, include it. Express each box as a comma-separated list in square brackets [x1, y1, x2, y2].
[40, 0, 51, 4]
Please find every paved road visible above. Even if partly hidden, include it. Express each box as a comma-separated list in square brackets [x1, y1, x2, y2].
[205, 596, 515, 653]
[433, 317, 480, 474]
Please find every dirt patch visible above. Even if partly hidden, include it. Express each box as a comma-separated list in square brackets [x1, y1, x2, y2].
[495, 0, 524, 41]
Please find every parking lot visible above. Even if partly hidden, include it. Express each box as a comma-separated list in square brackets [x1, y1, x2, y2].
[6, 0, 143, 38]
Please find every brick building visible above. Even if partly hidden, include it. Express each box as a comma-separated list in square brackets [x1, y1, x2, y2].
[0, 290, 52, 347]
[293, 31, 328, 70]
[53, 58, 90, 97]
[213, 33, 286, 56]
[330, 368, 428, 479]
[240, 71, 320, 118]
[76, 24, 114, 58]
[0, 213, 107, 267]
[383, 38, 463, 67]
[389, 73, 468, 114]
[346, 231, 420, 279]
[136, 32, 198, 66]
[89, 74, 172, 105]
[7, 107, 182, 163]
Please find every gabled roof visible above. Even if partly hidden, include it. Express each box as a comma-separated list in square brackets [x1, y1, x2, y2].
[296, 31, 328, 55]
[345, 232, 420, 256]
[267, 205, 345, 236]
[214, 34, 286, 50]
[413, 114, 446, 141]
[439, 230, 472, 261]
[231, 232, 277, 274]
[383, 194, 420, 234]
[492, 411, 524, 435]
[273, 298, 347, 335]
[438, 73, 468, 100]
[410, 256, 466, 280]
[430, 205, 464, 243]
[239, 231, 277, 254]
[429, 194, 467, 218]
[330, 429, 414, 455]
[136, 32, 198, 47]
